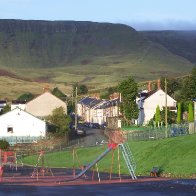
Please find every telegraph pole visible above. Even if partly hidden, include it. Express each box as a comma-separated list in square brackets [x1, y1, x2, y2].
[74, 87, 78, 131]
[165, 78, 168, 138]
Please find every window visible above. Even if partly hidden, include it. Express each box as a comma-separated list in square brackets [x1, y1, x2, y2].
[7, 127, 13, 133]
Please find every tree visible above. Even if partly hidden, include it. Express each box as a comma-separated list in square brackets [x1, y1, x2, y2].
[0, 140, 9, 149]
[51, 87, 67, 101]
[160, 77, 181, 97]
[180, 68, 196, 101]
[176, 102, 182, 124]
[100, 86, 117, 99]
[188, 102, 194, 122]
[47, 107, 71, 135]
[118, 76, 138, 121]
[160, 108, 177, 125]
[0, 104, 11, 115]
[17, 92, 34, 102]
[155, 106, 161, 126]
[72, 83, 88, 95]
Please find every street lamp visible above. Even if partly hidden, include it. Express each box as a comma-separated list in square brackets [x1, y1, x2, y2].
[193, 98, 196, 133]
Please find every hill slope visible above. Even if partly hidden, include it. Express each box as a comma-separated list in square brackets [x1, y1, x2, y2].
[142, 30, 196, 64]
[0, 20, 194, 99]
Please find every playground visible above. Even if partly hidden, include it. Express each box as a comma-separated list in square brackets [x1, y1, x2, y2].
[0, 130, 195, 191]
[0, 130, 149, 186]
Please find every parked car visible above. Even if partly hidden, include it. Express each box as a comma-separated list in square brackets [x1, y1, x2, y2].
[100, 122, 107, 129]
[91, 123, 100, 129]
[75, 128, 86, 136]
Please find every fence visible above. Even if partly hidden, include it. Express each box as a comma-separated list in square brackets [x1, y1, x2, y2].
[0, 136, 45, 146]
[123, 123, 189, 142]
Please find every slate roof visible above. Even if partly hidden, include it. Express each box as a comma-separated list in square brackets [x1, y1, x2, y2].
[12, 100, 26, 104]
[79, 97, 103, 108]
[0, 100, 6, 104]
[95, 98, 120, 109]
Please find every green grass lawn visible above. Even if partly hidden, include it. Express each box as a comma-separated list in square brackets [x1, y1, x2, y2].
[23, 134, 196, 178]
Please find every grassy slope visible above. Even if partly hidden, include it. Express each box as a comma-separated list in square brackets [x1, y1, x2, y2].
[0, 20, 194, 98]
[23, 134, 196, 177]
[142, 30, 196, 64]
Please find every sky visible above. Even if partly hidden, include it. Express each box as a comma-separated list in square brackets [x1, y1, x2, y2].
[0, 0, 196, 30]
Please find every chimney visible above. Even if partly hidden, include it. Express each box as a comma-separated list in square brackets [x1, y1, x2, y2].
[157, 79, 161, 90]
[43, 85, 50, 93]
[148, 81, 151, 92]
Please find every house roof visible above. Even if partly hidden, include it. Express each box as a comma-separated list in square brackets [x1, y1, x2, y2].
[26, 91, 66, 105]
[95, 98, 120, 109]
[0, 107, 46, 123]
[79, 97, 102, 108]
[12, 100, 26, 104]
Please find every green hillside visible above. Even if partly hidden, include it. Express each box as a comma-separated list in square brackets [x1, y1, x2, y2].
[23, 134, 196, 178]
[0, 20, 194, 98]
[142, 30, 196, 64]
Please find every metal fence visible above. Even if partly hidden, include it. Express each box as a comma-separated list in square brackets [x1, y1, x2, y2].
[123, 123, 189, 141]
[0, 136, 45, 146]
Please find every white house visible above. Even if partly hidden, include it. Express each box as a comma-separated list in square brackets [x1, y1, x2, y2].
[0, 108, 46, 137]
[0, 100, 7, 112]
[11, 100, 26, 111]
[137, 89, 177, 125]
[77, 97, 120, 125]
[77, 97, 103, 123]
[25, 91, 67, 118]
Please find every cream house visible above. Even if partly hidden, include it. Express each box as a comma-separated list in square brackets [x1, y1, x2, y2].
[137, 89, 177, 125]
[26, 91, 67, 118]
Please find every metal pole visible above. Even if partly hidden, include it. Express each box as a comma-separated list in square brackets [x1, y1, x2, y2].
[75, 87, 78, 131]
[194, 101, 196, 133]
[165, 78, 168, 138]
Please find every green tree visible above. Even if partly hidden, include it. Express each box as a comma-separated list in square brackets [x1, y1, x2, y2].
[0, 140, 9, 149]
[180, 68, 196, 101]
[0, 104, 11, 115]
[17, 92, 34, 102]
[72, 83, 88, 95]
[160, 77, 181, 97]
[118, 76, 138, 121]
[155, 106, 161, 126]
[51, 87, 67, 101]
[47, 107, 71, 135]
[188, 102, 194, 122]
[160, 108, 177, 125]
[176, 102, 182, 124]
[100, 86, 118, 99]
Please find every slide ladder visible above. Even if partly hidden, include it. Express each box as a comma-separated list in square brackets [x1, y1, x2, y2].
[119, 143, 137, 180]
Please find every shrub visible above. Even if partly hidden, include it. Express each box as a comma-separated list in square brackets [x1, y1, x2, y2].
[0, 140, 10, 150]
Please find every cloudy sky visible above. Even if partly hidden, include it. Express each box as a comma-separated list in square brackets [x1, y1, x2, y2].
[0, 0, 196, 30]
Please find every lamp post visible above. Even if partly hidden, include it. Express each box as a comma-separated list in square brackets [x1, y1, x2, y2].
[165, 78, 168, 138]
[194, 99, 196, 133]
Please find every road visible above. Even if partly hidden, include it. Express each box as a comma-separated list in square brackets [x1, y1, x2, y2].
[0, 179, 196, 195]
[69, 128, 108, 147]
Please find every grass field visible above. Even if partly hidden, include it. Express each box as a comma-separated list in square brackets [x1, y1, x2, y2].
[23, 134, 196, 178]
[0, 44, 193, 100]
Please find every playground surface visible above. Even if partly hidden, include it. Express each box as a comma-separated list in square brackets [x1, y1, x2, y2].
[0, 166, 195, 195]
[1, 172, 196, 196]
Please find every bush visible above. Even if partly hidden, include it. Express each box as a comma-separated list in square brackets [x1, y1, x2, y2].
[0, 140, 10, 150]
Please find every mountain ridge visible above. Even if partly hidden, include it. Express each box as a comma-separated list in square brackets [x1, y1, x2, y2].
[0, 19, 194, 99]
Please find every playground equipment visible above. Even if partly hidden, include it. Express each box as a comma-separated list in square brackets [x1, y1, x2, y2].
[0, 149, 23, 170]
[31, 150, 53, 181]
[59, 130, 137, 182]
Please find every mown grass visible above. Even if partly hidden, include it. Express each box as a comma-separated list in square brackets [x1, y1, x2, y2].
[23, 134, 196, 178]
